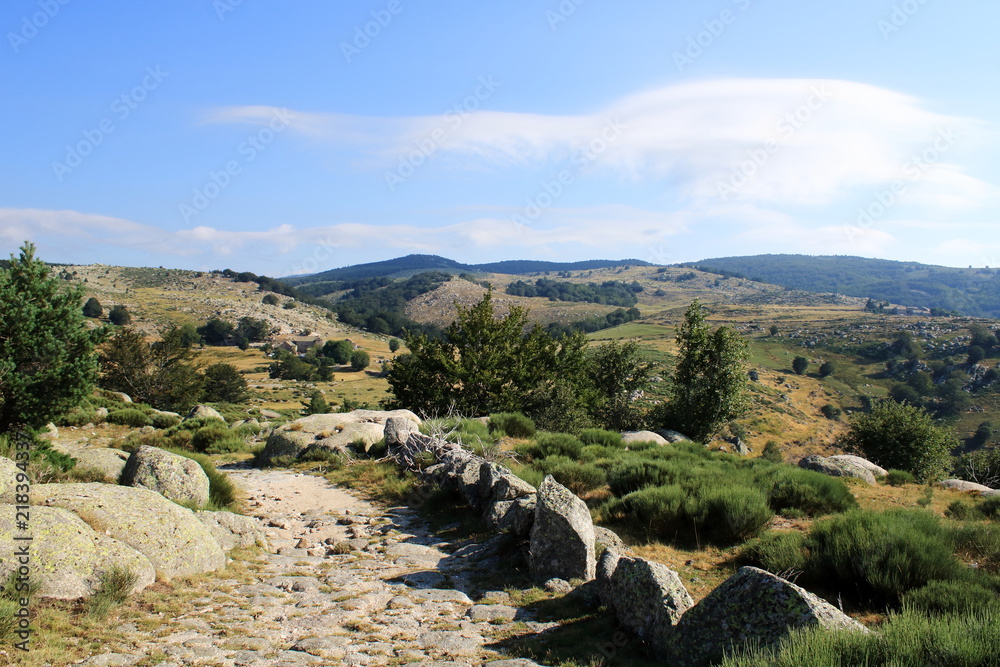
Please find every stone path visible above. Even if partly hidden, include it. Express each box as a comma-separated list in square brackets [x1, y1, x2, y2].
[76, 466, 550, 667]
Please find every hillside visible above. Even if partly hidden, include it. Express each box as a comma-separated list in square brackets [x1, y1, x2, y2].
[687, 255, 1000, 318]
[280, 253, 652, 285]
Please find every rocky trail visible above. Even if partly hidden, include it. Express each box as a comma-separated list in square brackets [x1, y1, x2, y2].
[75, 465, 548, 667]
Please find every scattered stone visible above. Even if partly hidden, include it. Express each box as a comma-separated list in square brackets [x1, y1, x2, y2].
[669, 566, 867, 665]
[621, 430, 670, 446]
[468, 604, 518, 622]
[185, 404, 225, 422]
[120, 446, 211, 506]
[594, 525, 627, 555]
[530, 476, 596, 582]
[799, 455, 876, 485]
[543, 578, 572, 594]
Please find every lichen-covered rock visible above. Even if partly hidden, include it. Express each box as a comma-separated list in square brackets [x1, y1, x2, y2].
[72, 449, 130, 482]
[480, 462, 535, 503]
[621, 431, 670, 446]
[596, 547, 622, 607]
[484, 495, 536, 536]
[529, 475, 596, 582]
[799, 454, 876, 485]
[258, 409, 418, 464]
[33, 483, 226, 579]
[456, 457, 487, 509]
[594, 525, 627, 555]
[939, 479, 1000, 496]
[0, 505, 154, 599]
[0, 456, 22, 504]
[185, 405, 225, 422]
[196, 511, 268, 551]
[827, 455, 887, 477]
[669, 566, 867, 665]
[606, 556, 692, 652]
[384, 416, 420, 449]
[120, 446, 210, 507]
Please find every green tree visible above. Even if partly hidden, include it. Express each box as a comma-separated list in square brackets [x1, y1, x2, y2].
[350, 350, 370, 372]
[268, 350, 316, 381]
[261, 293, 280, 306]
[968, 346, 986, 365]
[769, 325, 779, 336]
[202, 363, 249, 403]
[175, 323, 202, 348]
[197, 318, 234, 345]
[818, 361, 835, 378]
[661, 300, 750, 442]
[108, 304, 131, 326]
[389, 338, 401, 353]
[386, 290, 589, 419]
[99, 326, 203, 411]
[234, 317, 271, 343]
[841, 399, 955, 482]
[82, 297, 103, 318]
[587, 340, 653, 431]
[792, 356, 809, 375]
[0, 242, 103, 431]
[305, 391, 329, 415]
[322, 339, 354, 364]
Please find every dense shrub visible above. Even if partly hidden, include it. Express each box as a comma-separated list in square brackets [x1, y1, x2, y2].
[528, 433, 584, 460]
[149, 413, 181, 429]
[535, 456, 607, 494]
[902, 580, 999, 616]
[607, 457, 674, 496]
[808, 509, 964, 602]
[761, 467, 857, 516]
[976, 496, 1000, 520]
[579, 428, 623, 448]
[603, 485, 689, 539]
[945, 500, 976, 521]
[58, 407, 97, 427]
[106, 409, 151, 428]
[884, 469, 915, 486]
[190, 424, 246, 454]
[488, 412, 536, 439]
[738, 530, 808, 575]
[701, 486, 773, 542]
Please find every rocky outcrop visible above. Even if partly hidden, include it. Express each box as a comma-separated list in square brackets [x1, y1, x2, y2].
[529, 475, 596, 582]
[484, 496, 536, 536]
[656, 429, 692, 443]
[0, 456, 21, 504]
[939, 479, 1000, 496]
[186, 405, 225, 422]
[33, 483, 226, 579]
[602, 555, 693, 653]
[120, 446, 210, 507]
[827, 455, 887, 478]
[196, 510, 268, 551]
[480, 463, 535, 504]
[73, 449, 130, 483]
[384, 416, 419, 449]
[258, 409, 421, 464]
[669, 566, 867, 665]
[594, 525, 627, 554]
[798, 454, 876, 485]
[0, 505, 155, 599]
[621, 431, 670, 446]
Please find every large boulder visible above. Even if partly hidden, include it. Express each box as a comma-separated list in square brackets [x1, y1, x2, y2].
[0, 456, 22, 504]
[594, 526, 627, 555]
[72, 449, 130, 482]
[621, 431, 670, 446]
[455, 457, 488, 510]
[827, 455, 887, 478]
[480, 462, 535, 504]
[529, 475, 596, 582]
[0, 505, 155, 599]
[604, 556, 693, 653]
[185, 405, 225, 422]
[939, 479, 1000, 496]
[655, 429, 692, 443]
[196, 511, 268, 551]
[257, 409, 420, 464]
[596, 547, 622, 607]
[669, 566, 867, 665]
[119, 446, 210, 507]
[33, 483, 226, 579]
[798, 454, 876, 485]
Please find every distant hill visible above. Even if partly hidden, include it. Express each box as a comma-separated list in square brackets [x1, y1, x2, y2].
[282, 254, 651, 285]
[685, 255, 1000, 318]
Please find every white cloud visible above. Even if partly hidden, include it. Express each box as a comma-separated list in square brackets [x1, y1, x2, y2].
[207, 78, 996, 209]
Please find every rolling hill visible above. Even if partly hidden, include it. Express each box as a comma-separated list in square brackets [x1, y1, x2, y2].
[685, 255, 1000, 318]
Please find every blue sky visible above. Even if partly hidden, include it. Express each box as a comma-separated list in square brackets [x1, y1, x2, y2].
[1, 0, 998, 275]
